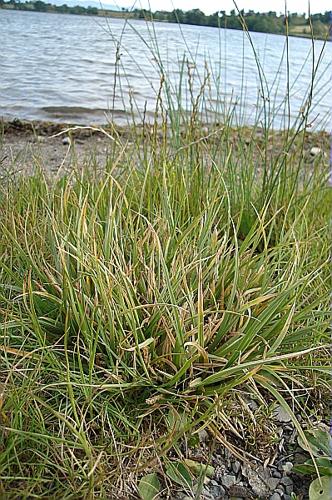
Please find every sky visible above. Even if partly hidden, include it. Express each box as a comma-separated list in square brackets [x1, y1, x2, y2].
[106, 1, 331, 15]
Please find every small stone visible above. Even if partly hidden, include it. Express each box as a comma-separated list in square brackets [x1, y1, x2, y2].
[201, 486, 214, 499]
[270, 493, 282, 500]
[273, 406, 291, 423]
[284, 425, 293, 431]
[284, 496, 292, 500]
[198, 429, 209, 443]
[242, 465, 269, 497]
[280, 477, 293, 487]
[266, 477, 280, 491]
[286, 485, 294, 495]
[272, 470, 282, 478]
[248, 399, 258, 411]
[275, 489, 285, 496]
[228, 484, 252, 497]
[282, 462, 293, 474]
[209, 483, 226, 498]
[232, 461, 241, 474]
[62, 136, 70, 145]
[310, 147, 322, 156]
[221, 474, 237, 488]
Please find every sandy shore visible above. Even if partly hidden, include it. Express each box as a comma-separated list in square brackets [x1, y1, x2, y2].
[0, 119, 122, 176]
[1, 118, 330, 177]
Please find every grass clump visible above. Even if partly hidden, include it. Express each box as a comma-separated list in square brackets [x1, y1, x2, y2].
[0, 13, 331, 497]
[0, 119, 330, 497]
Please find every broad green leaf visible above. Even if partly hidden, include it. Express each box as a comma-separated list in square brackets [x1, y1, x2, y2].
[294, 458, 332, 477]
[309, 476, 332, 500]
[298, 430, 332, 457]
[138, 473, 161, 500]
[166, 461, 192, 488]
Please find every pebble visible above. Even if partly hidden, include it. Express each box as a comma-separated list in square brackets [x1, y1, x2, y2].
[266, 477, 280, 491]
[209, 483, 226, 498]
[275, 488, 285, 496]
[232, 461, 241, 474]
[242, 466, 270, 497]
[280, 477, 293, 487]
[270, 493, 282, 500]
[228, 484, 251, 497]
[272, 470, 282, 478]
[285, 485, 294, 495]
[282, 462, 293, 474]
[284, 496, 292, 500]
[310, 146, 322, 156]
[284, 425, 293, 431]
[248, 399, 258, 411]
[220, 474, 237, 488]
[273, 406, 291, 423]
[62, 136, 70, 145]
[198, 429, 209, 443]
[201, 486, 214, 499]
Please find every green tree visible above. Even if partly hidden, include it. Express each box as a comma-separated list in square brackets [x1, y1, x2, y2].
[34, 1, 48, 12]
[185, 9, 206, 26]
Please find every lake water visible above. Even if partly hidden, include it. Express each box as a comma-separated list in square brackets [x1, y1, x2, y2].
[0, 9, 331, 129]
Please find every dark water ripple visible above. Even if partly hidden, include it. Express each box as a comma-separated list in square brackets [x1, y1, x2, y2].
[0, 9, 331, 128]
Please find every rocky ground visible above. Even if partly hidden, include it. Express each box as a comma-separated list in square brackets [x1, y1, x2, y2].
[172, 404, 329, 500]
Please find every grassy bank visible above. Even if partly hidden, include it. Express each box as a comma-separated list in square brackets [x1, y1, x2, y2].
[0, 16, 331, 498]
[0, 118, 330, 497]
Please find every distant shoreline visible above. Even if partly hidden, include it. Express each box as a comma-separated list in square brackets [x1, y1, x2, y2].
[1, 4, 330, 42]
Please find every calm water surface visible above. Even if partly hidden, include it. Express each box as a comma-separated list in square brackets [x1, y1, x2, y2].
[0, 9, 331, 128]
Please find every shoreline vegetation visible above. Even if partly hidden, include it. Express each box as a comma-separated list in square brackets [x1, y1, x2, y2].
[1, 115, 331, 498]
[0, 9, 331, 497]
[1, 1, 331, 41]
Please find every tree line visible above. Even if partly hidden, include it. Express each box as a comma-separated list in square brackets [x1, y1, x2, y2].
[1, 1, 331, 38]
[0, 0, 99, 15]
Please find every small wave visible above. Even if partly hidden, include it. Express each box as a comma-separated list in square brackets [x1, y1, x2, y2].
[41, 106, 110, 115]
[38, 105, 132, 124]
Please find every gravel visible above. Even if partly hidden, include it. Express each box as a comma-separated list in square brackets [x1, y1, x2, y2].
[220, 474, 237, 488]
